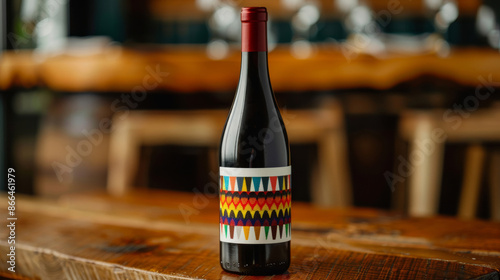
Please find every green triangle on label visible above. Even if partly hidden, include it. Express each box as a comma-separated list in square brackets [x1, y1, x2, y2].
[265, 226, 270, 239]
[285, 224, 288, 237]
[224, 224, 228, 238]
[252, 177, 261, 192]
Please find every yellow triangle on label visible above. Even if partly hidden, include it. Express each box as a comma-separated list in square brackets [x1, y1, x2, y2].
[242, 179, 247, 192]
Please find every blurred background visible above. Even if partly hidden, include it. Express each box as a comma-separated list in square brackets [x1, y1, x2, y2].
[1, 0, 500, 220]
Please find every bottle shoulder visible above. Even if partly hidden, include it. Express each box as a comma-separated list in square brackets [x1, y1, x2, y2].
[220, 104, 289, 168]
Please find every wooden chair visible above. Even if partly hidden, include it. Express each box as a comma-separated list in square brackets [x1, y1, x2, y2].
[107, 101, 352, 207]
[397, 108, 500, 220]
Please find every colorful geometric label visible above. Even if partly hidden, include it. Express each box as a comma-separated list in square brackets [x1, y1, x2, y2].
[220, 166, 291, 244]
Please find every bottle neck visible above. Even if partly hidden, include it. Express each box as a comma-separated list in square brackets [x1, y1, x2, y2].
[240, 16, 269, 82]
[240, 52, 269, 80]
[237, 8, 273, 102]
[236, 51, 274, 119]
[241, 20, 267, 52]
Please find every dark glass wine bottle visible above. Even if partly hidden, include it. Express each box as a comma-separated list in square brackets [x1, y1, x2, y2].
[219, 7, 291, 275]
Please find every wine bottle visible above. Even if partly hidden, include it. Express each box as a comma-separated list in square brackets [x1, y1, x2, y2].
[219, 7, 291, 275]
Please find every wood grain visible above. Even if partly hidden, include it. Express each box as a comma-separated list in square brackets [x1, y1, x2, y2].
[1, 47, 499, 93]
[0, 190, 499, 279]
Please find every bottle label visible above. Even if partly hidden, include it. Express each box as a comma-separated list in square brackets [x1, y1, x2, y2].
[219, 166, 291, 244]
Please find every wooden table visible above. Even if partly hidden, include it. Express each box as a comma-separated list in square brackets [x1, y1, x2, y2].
[2, 47, 500, 93]
[0, 189, 499, 279]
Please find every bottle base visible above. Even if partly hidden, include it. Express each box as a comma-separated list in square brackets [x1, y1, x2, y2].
[220, 241, 290, 275]
[221, 263, 289, 276]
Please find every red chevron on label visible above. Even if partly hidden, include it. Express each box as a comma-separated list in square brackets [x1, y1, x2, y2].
[270, 176, 277, 191]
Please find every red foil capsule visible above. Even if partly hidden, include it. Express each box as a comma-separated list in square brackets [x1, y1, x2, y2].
[241, 7, 268, 52]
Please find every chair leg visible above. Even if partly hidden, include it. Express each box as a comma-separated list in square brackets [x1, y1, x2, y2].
[408, 115, 444, 217]
[314, 129, 352, 207]
[107, 120, 139, 196]
[490, 150, 500, 221]
[458, 144, 485, 219]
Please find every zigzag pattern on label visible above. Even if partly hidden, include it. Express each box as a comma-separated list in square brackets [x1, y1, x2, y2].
[220, 190, 291, 211]
[219, 172, 291, 243]
[220, 190, 291, 224]
[220, 175, 291, 192]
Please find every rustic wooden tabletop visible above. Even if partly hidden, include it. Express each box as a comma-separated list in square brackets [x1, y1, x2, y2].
[0, 189, 499, 279]
[2, 47, 500, 93]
